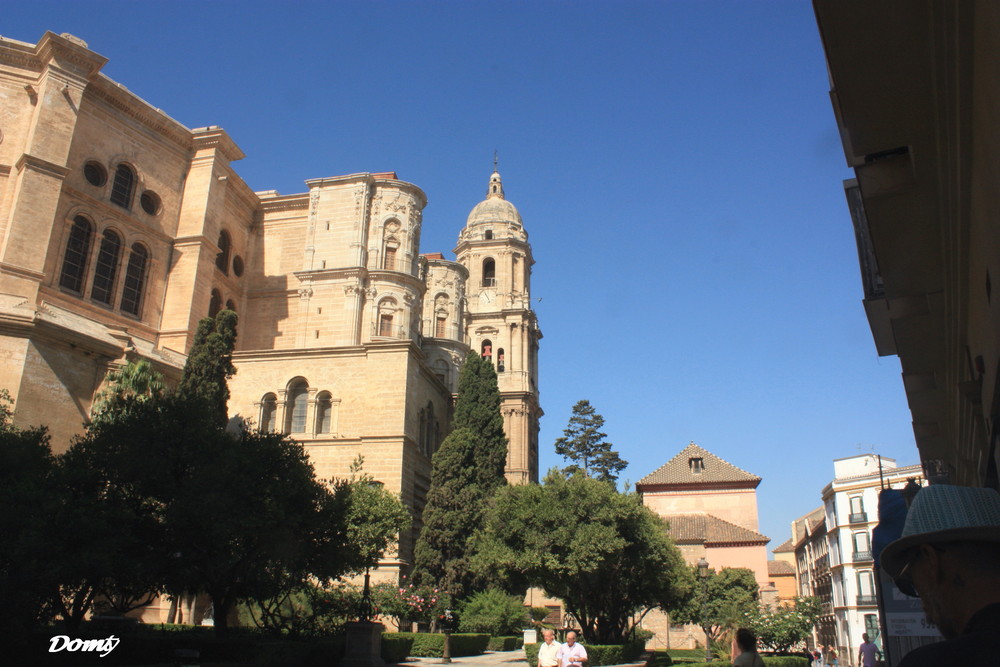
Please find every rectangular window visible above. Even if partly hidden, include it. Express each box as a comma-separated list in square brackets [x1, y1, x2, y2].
[435, 317, 446, 338]
[379, 314, 393, 337]
[383, 247, 396, 271]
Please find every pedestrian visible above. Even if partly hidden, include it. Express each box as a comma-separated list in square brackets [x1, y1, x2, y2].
[857, 633, 881, 667]
[731, 628, 764, 667]
[824, 645, 837, 666]
[881, 484, 1000, 666]
[812, 648, 822, 667]
[557, 631, 587, 667]
[537, 629, 561, 667]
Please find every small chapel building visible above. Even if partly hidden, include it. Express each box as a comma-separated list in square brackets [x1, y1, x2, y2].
[637, 443, 775, 649]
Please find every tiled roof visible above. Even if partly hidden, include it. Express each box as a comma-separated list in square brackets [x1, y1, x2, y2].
[638, 443, 761, 486]
[767, 560, 795, 576]
[664, 513, 770, 546]
[772, 538, 795, 553]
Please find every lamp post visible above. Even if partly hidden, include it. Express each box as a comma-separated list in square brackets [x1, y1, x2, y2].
[697, 557, 711, 663]
[441, 606, 457, 664]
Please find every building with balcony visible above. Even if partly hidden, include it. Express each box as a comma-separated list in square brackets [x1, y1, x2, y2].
[787, 507, 835, 651]
[822, 455, 923, 660]
[814, 0, 1000, 489]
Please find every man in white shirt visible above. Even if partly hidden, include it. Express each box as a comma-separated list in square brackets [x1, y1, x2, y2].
[537, 629, 561, 667]
[557, 631, 587, 667]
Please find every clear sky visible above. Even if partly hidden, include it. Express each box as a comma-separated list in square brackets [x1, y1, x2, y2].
[7, 1, 919, 552]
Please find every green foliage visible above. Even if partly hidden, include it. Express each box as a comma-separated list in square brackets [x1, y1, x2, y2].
[0, 402, 59, 644]
[458, 588, 528, 635]
[746, 597, 822, 653]
[672, 566, 759, 646]
[179, 309, 238, 427]
[554, 400, 627, 483]
[475, 470, 692, 643]
[379, 578, 447, 623]
[242, 582, 360, 637]
[412, 352, 509, 600]
[487, 635, 525, 651]
[343, 455, 411, 570]
[90, 359, 166, 424]
[392, 632, 490, 657]
[525, 640, 646, 667]
[382, 633, 415, 662]
[70, 393, 360, 634]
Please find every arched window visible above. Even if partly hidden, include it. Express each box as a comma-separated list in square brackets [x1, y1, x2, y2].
[482, 258, 496, 287]
[260, 393, 277, 433]
[216, 231, 231, 274]
[90, 229, 123, 305]
[59, 216, 94, 293]
[120, 243, 149, 317]
[315, 391, 332, 434]
[225, 299, 236, 313]
[497, 348, 505, 372]
[109, 164, 136, 209]
[481, 339, 493, 361]
[286, 379, 308, 433]
[209, 289, 223, 318]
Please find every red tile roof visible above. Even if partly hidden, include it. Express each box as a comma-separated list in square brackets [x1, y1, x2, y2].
[638, 443, 761, 487]
[663, 513, 770, 546]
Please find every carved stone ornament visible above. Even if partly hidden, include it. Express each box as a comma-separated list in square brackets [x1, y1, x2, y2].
[366, 287, 378, 299]
[385, 219, 401, 233]
[344, 284, 361, 296]
[298, 287, 313, 299]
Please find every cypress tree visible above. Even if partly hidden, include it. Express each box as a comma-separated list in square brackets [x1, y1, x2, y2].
[411, 352, 508, 600]
[179, 309, 238, 427]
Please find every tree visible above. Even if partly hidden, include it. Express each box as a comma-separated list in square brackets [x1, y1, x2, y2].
[747, 596, 822, 653]
[671, 566, 759, 650]
[554, 400, 627, 483]
[458, 588, 528, 635]
[73, 393, 360, 635]
[90, 359, 166, 424]
[475, 470, 692, 643]
[0, 390, 60, 645]
[178, 309, 238, 427]
[343, 456, 411, 572]
[412, 352, 509, 601]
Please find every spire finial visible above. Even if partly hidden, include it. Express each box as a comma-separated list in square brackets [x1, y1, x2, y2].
[487, 152, 504, 200]
[493, 150, 499, 173]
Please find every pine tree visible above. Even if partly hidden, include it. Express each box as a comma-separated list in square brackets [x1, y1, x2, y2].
[411, 352, 508, 600]
[178, 309, 238, 427]
[554, 399, 628, 483]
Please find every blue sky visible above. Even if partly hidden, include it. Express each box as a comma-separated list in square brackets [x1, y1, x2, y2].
[8, 2, 918, 551]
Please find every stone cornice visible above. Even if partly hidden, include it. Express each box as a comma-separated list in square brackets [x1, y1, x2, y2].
[15, 153, 70, 179]
[88, 75, 193, 149]
[0, 261, 46, 283]
[259, 193, 309, 215]
[191, 126, 245, 163]
[35, 32, 107, 81]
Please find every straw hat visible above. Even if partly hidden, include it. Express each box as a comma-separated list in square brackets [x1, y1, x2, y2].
[880, 484, 1000, 577]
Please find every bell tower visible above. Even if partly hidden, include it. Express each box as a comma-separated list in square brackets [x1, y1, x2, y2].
[456, 167, 541, 483]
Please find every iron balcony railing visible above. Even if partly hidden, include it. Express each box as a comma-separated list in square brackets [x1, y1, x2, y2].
[849, 511, 869, 524]
[857, 595, 878, 607]
[853, 550, 873, 562]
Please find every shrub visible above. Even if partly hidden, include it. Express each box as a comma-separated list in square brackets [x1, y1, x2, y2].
[672, 658, 808, 667]
[525, 640, 645, 667]
[382, 634, 415, 662]
[488, 635, 524, 651]
[459, 588, 528, 635]
[391, 632, 490, 658]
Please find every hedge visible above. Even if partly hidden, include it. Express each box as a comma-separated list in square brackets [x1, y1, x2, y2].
[488, 635, 525, 651]
[382, 634, 415, 663]
[678, 659, 809, 667]
[524, 639, 645, 667]
[389, 632, 490, 658]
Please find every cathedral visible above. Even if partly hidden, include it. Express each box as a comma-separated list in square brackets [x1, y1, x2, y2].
[0, 31, 541, 590]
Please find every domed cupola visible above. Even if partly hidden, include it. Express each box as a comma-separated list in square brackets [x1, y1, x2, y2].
[461, 169, 526, 242]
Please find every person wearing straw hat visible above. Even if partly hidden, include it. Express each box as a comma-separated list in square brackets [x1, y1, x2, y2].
[881, 484, 1000, 666]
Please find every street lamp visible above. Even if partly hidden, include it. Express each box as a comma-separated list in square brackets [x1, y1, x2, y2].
[697, 557, 711, 662]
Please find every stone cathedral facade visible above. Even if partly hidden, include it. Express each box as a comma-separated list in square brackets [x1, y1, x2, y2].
[0, 32, 541, 594]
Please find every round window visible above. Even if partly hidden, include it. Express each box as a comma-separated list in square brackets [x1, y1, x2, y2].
[140, 190, 161, 215]
[84, 161, 107, 187]
[232, 255, 244, 277]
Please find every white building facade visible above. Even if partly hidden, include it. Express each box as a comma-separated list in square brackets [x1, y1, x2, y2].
[822, 455, 923, 662]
